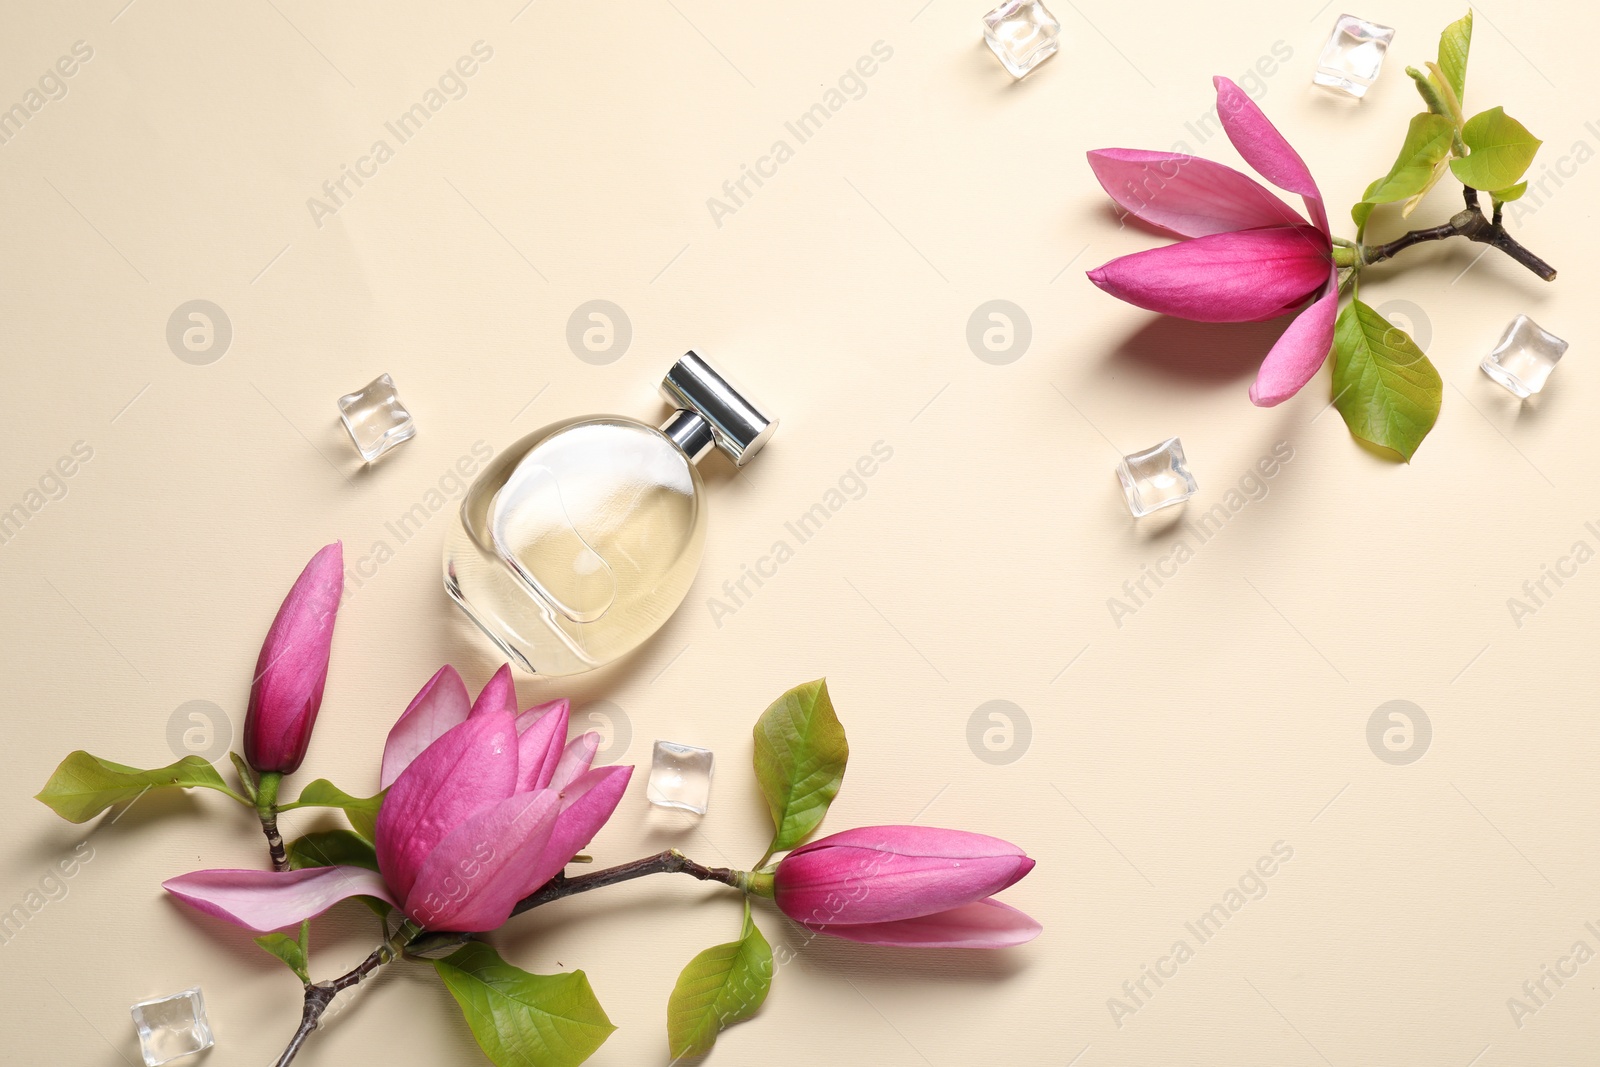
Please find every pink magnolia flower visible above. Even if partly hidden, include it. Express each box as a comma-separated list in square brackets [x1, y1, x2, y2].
[1087, 77, 1339, 407]
[165, 665, 632, 933]
[773, 826, 1040, 948]
[243, 542, 344, 774]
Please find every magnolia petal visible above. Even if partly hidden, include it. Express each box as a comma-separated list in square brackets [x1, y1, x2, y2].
[520, 765, 634, 896]
[776, 825, 1036, 926]
[380, 666, 471, 791]
[786, 824, 1032, 860]
[375, 710, 519, 904]
[1249, 270, 1340, 407]
[515, 699, 569, 734]
[547, 733, 600, 792]
[514, 702, 570, 794]
[1087, 226, 1330, 324]
[163, 866, 394, 932]
[469, 664, 517, 719]
[403, 790, 561, 932]
[1088, 149, 1307, 238]
[1213, 76, 1328, 235]
[243, 542, 344, 774]
[801, 898, 1042, 949]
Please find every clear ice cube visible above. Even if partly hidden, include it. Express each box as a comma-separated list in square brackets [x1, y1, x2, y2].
[1116, 437, 1198, 517]
[337, 373, 415, 462]
[1480, 314, 1567, 398]
[130, 988, 214, 1067]
[648, 741, 714, 815]
[1313, 15, 1395, 98]
[982, 0, 1061, 79]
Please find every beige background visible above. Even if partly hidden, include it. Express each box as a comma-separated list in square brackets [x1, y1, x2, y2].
[3, 0, 1597, 1063]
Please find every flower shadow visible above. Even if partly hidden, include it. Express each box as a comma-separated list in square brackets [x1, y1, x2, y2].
[158, 882, 383, 974]
[17, 786, 214, 872]
[768, 913, 1034, 983]
[1104, 314, 1293, 387]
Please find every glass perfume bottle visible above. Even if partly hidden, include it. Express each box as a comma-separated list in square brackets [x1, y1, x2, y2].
[445, 352, 776, 676]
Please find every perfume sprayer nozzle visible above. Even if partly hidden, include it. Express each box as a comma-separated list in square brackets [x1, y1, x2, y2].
[659, 351, 777, 467]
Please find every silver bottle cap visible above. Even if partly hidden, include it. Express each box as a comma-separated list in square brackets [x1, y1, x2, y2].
[659, 351, 777, 467]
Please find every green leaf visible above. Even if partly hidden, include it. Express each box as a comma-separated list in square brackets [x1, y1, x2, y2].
[283, 780, 385, 842]
[255, 923, 310, 984]
[1438, 10, 1473, 105]
[434, 943, 615, 1067]
[286, 830, 380, 872]
[285, 831, 390, 916]
[1401, 161, 1452, 219]
[1332, 300, 1443, 462]
[752, 679, 849, 857]
[1493, 181, 1528, 203]
[1352, 113, 1457, 229]
[229, 752, 259, 804]
[1451, 107, 1542, 191]
[1410, 10, 1472, 131]
[1408, 65, 1455, 122]
[1424, 61, 1464, 128]
[666, 904, 774, 1061]
[34, 751, 235, 823]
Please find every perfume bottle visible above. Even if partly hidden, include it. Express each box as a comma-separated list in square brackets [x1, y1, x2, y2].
[445, 352, 776, 676]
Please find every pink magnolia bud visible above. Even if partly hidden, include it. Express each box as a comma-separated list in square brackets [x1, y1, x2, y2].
[774, 825, 1040, 949]
[243, 543, 343, 774]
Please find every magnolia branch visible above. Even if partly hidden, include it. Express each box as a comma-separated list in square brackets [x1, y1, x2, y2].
[511, 848, 746, 916]
[270, 851, 746, 1067]
[1358, 186, 1556, 281]
[272, 939, 396, 1067]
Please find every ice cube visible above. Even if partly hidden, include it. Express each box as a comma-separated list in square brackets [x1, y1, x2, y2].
[1480, 314, 1567, 398]
[648, 741, 713, 815]
[1116, 437, 1198, 517]
[130, 988, 214, 1067]
[1313, 14, 1395, 98]
[337, 374, 415, 462]
[982, 0, 1061, 80]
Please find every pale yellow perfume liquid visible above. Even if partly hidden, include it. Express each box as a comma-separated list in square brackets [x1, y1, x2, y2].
[445, 417, 707, 676]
